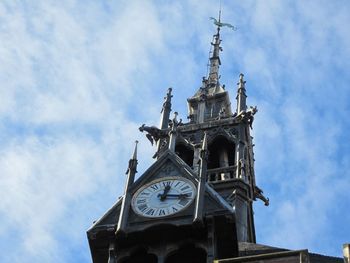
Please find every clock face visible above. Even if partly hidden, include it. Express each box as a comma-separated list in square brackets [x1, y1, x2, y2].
[131, 177, 196, 218]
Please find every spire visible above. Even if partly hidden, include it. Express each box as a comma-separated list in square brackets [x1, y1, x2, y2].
[236, 73, 247, 113]
[159, 87, 172, 129]
[207, 10, 236, 89]
[208, 22, 222, 88]
[168, 112, 181, 152]
[128, 140, 138, 173]
[116, 140, 138, 235]
[131, 140, 138, 160]
[157, 88, 173, 155]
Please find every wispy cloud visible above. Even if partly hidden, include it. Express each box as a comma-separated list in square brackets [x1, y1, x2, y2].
[0, 0, 349, 262]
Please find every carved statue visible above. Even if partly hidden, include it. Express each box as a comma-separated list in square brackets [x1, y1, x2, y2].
[247, 106, 258, 129]
[217, 106, 226, 120]
[139, 124, 168, 145]
[239, 158, 246, 179]
[236, 106, 258, 129]
[187, 114, 195, 123]
[168, 112, 182, 130]
[254, 186, 269, 206]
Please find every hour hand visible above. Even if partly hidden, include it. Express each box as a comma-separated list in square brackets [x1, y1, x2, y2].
[158, 185, 171, 201]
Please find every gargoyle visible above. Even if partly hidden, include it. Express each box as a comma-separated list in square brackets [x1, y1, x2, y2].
[217, 107, 226, 120]
[139, 124, 168, 145]
[236, 106, 258, 129]
[254, 186, 269, 206]
[247, 106, 257, 129]
[169, 116, 182, 130]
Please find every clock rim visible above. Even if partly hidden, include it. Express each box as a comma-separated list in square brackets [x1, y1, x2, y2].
[131, 176, 197, 218]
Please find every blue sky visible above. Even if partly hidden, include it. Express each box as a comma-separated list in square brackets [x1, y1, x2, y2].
[0, 0, 349, 262]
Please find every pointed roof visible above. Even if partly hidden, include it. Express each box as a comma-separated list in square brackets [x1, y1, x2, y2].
[87, 150, 234, 236]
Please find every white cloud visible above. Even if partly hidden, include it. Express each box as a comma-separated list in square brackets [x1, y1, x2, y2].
[0, 0, 349, 262]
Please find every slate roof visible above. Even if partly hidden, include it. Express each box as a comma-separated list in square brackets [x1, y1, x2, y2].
[238, 242, 343, 263]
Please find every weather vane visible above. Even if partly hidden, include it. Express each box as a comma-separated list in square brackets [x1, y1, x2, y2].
[209, 2, 237, 31]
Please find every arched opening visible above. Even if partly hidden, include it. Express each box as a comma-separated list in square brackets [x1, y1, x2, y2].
[165, 244, 207, 263]
[119, 247, 157, 263]
[208, 136, 235, 169]
[207, 136, 235, 181]
[175, 143, 194, 167]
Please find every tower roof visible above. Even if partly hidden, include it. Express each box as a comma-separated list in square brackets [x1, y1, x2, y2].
[186, 14, 235, 124]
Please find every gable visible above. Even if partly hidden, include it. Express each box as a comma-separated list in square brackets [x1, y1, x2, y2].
[88, 150, 234, 235]
[130, 150, 198, 194]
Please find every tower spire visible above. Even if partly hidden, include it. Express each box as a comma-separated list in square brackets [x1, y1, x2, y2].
[236, 73, 247, 114]
[168, 112, 181, 152]
[159, 87, 172, 129]
[207, 12, 236, 89]
[208, 19, 222, 88]
[116, 140, 138, 235]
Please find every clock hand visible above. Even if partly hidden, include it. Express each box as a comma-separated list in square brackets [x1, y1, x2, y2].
[164, 194, 190, 199]
[157, 185, 171, 201]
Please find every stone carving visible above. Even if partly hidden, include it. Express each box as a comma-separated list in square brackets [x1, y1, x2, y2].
[181, 131, 202, 146]
[254, 186, 269, 206]
[236, 106, 258, 129]
[169, 112, 182, 130]
[187, 114, 195, 123]
[217, 107, 226, 120]
[206, 126, 237, 143]
[139, 124, 168, 145]
[239, 158, 246, 179]
[229, 128, 238, 138]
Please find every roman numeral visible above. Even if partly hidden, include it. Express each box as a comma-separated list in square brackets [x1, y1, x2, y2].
[145, 208, 155, 216]
[162, 181, 172, 187]
[158, 209, 166, 216]
[172, 206, 178, 212]
[136, 199, 146, 204]
[138, 204, 148, 212]
[140, 191, 150, 196]
[178, 198, 189, 207]
[174, 181, 182, 188]
[150, 184, 159, 191]
[180, 185, 190, 191]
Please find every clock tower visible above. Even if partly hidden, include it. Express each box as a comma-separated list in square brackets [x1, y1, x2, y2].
[87, 14, 268, 263]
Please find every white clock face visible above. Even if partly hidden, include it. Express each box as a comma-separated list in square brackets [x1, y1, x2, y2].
[131, 177, 196, 218]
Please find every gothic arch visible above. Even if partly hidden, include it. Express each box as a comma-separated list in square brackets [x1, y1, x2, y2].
[207, 127, 237, 145]
[207, 135, 235, 170]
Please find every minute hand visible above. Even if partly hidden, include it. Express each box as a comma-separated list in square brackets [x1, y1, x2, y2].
[165, 194, 190, 199]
